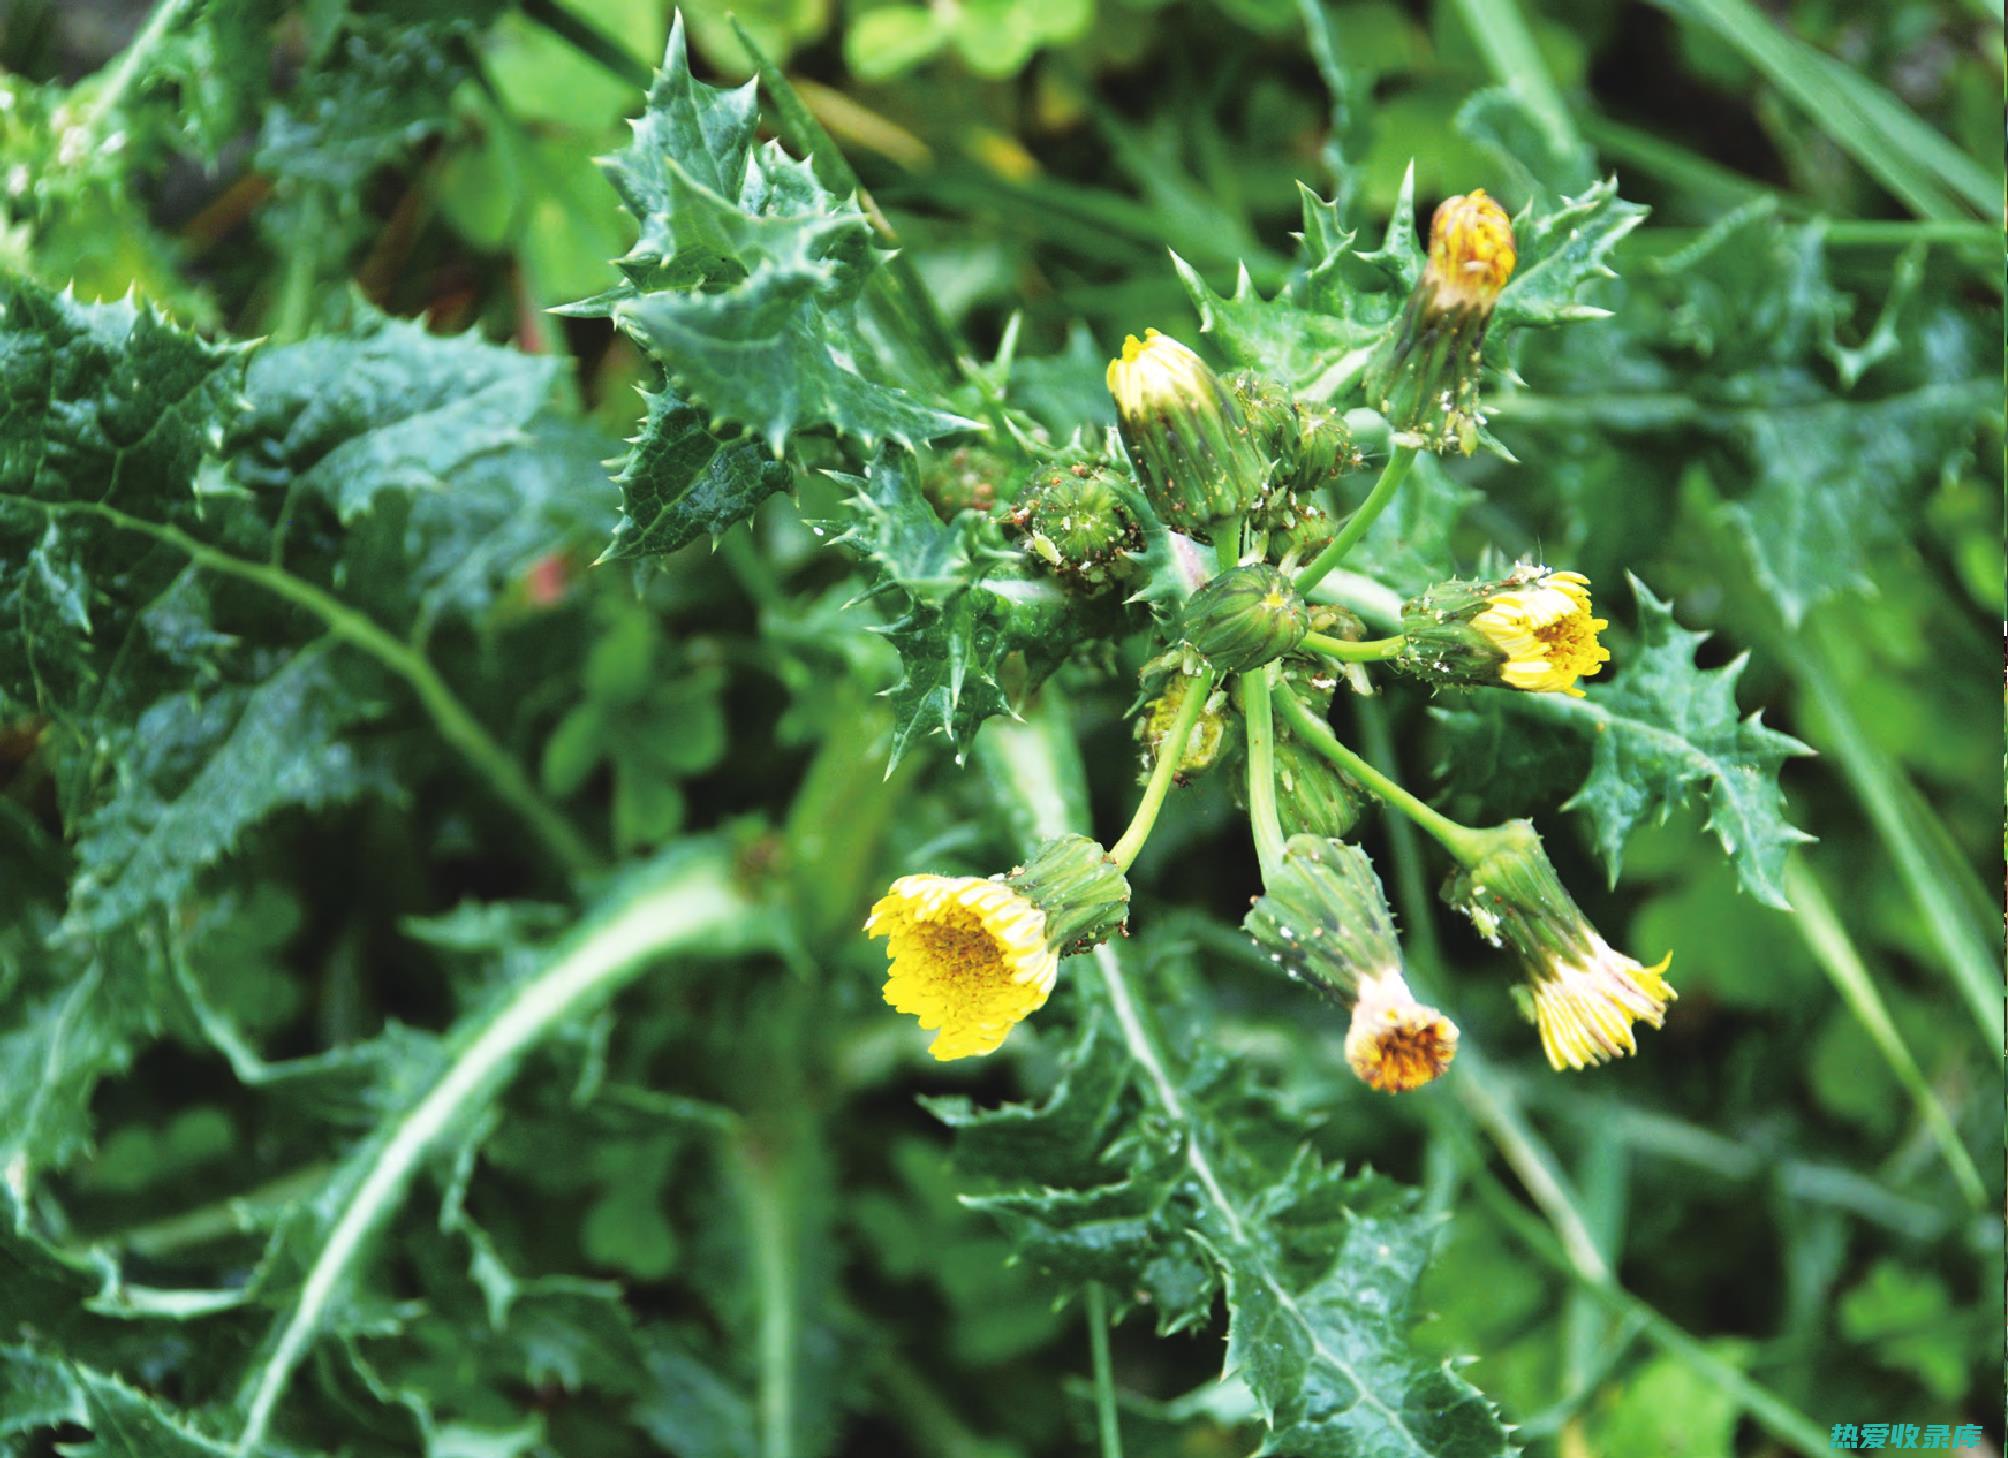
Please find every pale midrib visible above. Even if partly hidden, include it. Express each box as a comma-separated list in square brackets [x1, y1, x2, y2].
[1088, 943, 1424, 1451]
[234, 861, 741, 1455]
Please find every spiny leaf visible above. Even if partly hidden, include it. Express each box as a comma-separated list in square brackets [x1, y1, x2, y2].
[597, 387, 793, 562]
[1719, 385, 1990, 625]
[835, 450, 1077, 765]
[1492, 176, 1649, 332]
[231, 300, 558, 524]
[570, 14, 974, 458]
[66, 644, 383, 935]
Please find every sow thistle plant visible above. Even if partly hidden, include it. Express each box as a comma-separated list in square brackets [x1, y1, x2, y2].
[861, 193, 1671, 1081]
[1, 6, 1870, 1456]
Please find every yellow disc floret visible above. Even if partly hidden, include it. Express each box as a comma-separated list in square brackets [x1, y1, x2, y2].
[1344, 968, 1460, 1093]
[1426, 188, 1517, 311]
[866, 875, 1059, 1061]
[1526, 940, 1676, 1071]
[1472, 570, 1610, 697]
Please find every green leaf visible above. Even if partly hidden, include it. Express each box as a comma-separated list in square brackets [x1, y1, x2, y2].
[836, 450, 1081, 764]
[939, 932, 1513, 1457]
[254, 19, 474, 200]
[1479, 575, 1815, 906]
[66, 643, 382, 935]
[597, 387, 793, 562]
[1491, 176, 1649, 332]
[1719, 382, 1992, 625]
[570, 14, 975, 455]
[232, 301, 559, 525]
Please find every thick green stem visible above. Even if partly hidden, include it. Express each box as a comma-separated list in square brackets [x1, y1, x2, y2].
[1301, 632, 1404, 663]
[1784, 860, 1985, 1206]
[1109, 666, 1216, 871]
[74, 0, 201, 138]
[23, 498, 598, 876]
[1086, 1284, 1124, 1458]
[520, 0, 650, 89]
[1294, 446, 1417, 594]
[1273, 683, 1490, 864]
[1238, 669, 1287, 880]
[235, 848, 750, 1453]
[729, 1131, 800, 1458]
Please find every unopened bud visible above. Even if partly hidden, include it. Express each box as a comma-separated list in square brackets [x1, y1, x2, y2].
[1364, 188, 1517, 454]
[1181, 564, 1309, 674]
[1007, 457, 1142, 590]
[1107, 329, 1270, 538]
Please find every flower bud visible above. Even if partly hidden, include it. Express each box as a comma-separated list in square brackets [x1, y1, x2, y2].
[1181, 564, 1309, 674]
[1008, 832, 1133, 955]
[1442, 821, 1674, 1071]
[1244, 836, 1457, 1092]
[1272, 739, 1364, 839]
[1364, 188, 1516, 455]
[1106, 329, 1270, 538]
[922, 445, 1009, 517]
[1395, 566, 1609, 698]
[1135, 669, 1232, 779]
[1006, 457, 1142, 590]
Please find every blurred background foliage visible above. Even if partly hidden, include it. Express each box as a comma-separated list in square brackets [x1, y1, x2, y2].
[0, 0, 2000, 1454]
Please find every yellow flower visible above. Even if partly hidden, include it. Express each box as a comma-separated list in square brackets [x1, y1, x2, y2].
[1105, 327, 1209, 409]
[1344, 968, 1459, 1093]
[866, 875, 1058, 1061]
[1444, 819, 1677, 1073]
[1525, 939, 1676, 1072]
[1471, 570, 1610, 697]
[865, 835, 1131, 1062]
[1426, 188, 1516, 312]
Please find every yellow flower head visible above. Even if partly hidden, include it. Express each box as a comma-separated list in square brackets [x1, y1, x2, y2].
[1426, 189, 1516, 312]
[866, 835, 1131, 1063]
[867, 875, 1058, 1061]
[1105, 327, 1209, 411]
[1344, 968, 1459, 1093]
[1445, 819, 1676, 1073]
[1471, 570, 1610, 697]
[1525, 939, 1676, 1072]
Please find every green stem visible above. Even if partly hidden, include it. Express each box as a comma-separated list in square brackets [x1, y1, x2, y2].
[1109, 666, 1217, 872]
[26, 497, 598, 876]
[1462, 1156, 1834, 1458]
[1301, 632, 1403, 663]
[1086, 1284, 1124, 1458]
[519, 0, 650, 89]
[1783, 859, 1985, 1206]
[74, 0, 201, 138]
[1273, 683, 1490, 864]
[1294, 446, 1416, 594]
[729, 1131, 799, 1458]
[234, 848, 750, 1453]
[1238, 669, 1287, 880]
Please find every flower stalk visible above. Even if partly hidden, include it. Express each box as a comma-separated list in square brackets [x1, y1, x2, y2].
[1272, 680, 1494, 865]
[1111, 664, 1219, 871]
[1301, 631, 1405, 663]
[1239, 668, 1289, 880]
[1294, 444, 1418, 593]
